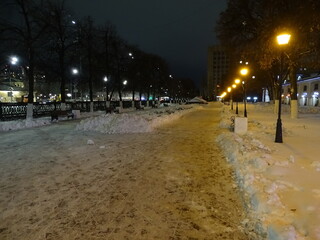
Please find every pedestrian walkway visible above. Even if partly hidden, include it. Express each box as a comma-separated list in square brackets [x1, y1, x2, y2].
[0, 103, 250, 239]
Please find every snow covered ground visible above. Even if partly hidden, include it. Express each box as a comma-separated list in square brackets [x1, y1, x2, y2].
[0, 104, 197, 133]
[218, 103, 320, 240]
[1, 102, 320, 239]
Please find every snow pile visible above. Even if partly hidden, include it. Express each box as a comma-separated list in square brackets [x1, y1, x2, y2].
[186, 96, 208, 104]
[0, 118, 51, 131]
[76, 105, 197, 134]
[217, 104, 320, 239]
[76, 113, 152, 134]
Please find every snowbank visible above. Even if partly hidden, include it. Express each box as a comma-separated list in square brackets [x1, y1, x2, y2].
[0, 118, 52, 131]
[0, 105, 197, 133]
[76, 105, 198, 134]
[217, 103, 320, 240]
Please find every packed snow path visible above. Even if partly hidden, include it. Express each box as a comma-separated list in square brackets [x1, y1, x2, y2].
[0, 103, 249, 239]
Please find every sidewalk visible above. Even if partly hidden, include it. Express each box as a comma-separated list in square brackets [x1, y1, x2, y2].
[0, 103, 250, 240]
[218, 103, 320, 240]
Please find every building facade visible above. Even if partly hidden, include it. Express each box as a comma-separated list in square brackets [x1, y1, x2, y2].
[207, 45, 230, 101]
[283, 75, 320, 106]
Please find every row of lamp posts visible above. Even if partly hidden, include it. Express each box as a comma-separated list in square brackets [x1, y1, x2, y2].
[220, 32, 291, 144]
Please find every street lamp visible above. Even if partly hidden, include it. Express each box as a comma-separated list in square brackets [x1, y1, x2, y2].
[8, 56, 19, 102]
[234, 79, 241, 114]
[227, 87, 232, 109]
[220, 91, 227, 102]
[275, 33, 291, 143]
[103, 76, 108, 101]
[71, 68, 79, 101]
[240, 67, 249, 117]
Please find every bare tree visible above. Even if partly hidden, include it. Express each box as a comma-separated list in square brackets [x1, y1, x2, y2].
[1, 0, 48, 118]
[43, 0, 76, 109]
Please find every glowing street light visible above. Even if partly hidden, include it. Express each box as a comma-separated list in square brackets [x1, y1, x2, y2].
[240, 67, 248, 76]
[277, 34, 291, 45]
[123, 80, 128, 85]
[10, 56, 19, 65]
[240, 67, 249, 117]
[71, 68, 79, 100]
[72, 68, 79, 75]
[275, 33, 291, 143]
[103, 76, 109, 101]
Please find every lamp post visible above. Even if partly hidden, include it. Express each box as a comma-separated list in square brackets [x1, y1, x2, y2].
[71, 68, 79, 101]
[103, 76, 108, 100]
[234, 79, 241, 114]
[275, 33, 291, 143]
[227, 87, 232, 109]
[8, 56, 19, 102]
[240, 68, 249, 117]
[119, 80, 128, 109]
[231, 84, 237, 110]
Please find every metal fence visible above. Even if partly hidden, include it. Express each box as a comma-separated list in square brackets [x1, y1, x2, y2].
[0, 100, 153, 121]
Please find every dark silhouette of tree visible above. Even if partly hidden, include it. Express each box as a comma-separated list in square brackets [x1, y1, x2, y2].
[216, 0, 320, 117]
[43, 0, 76, 107]
[1, 0, 48, 118]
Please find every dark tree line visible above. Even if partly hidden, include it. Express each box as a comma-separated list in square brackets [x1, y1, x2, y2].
[216, 0, 320, 118]
[0, 0, 198, 117]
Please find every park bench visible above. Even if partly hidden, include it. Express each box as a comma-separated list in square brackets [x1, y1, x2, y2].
[135, 105, 144, 110]
[51, 110, 74, 121]
[106, 106, 115, 113]
[106, 106, 120, 114]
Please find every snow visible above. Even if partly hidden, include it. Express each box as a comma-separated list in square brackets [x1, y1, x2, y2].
[0, 104, 197, 133]
[1, 102, 320, 239]
[218, 102, 320, 240]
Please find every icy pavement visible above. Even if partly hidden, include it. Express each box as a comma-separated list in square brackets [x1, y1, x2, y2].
[0, 103, 249, 239]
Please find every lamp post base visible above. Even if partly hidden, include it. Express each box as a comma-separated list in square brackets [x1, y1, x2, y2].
[275, 118, 283, 143]
[235, 102, 238, 114]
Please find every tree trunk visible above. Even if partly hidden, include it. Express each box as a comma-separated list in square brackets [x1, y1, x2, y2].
[26, 46, 35, 119]
[59, 47, 66, 103]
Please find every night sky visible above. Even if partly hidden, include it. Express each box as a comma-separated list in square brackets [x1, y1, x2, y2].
[67, 0, 227, 86]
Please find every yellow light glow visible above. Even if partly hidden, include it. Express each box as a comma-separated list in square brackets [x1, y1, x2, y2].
[232, 84, 237, 88]
[240, 68, 248, 76]
[227, 87, 231, 92]
[277, 34, 291, 45]
[235, 79, 241, 84]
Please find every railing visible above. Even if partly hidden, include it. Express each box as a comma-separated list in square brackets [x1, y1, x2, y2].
[0, 100, 153, 121]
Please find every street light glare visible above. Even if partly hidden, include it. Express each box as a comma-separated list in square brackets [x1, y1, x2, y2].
[103, 76, 108, 82]
[240, 68, 248, 76]
[123, 80, 128, 85]
[10, 56, 18, 65]
[232, 84, 237, 88]
[72, 68, 79, 75]
[277, 34, 291, 45]
[227, 87, 231, 92]
[235, 79, 241, 84]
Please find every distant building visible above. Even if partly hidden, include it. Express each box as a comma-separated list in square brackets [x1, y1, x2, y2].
[282, 75, 320, 106]
[207, 45, 230, 100]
